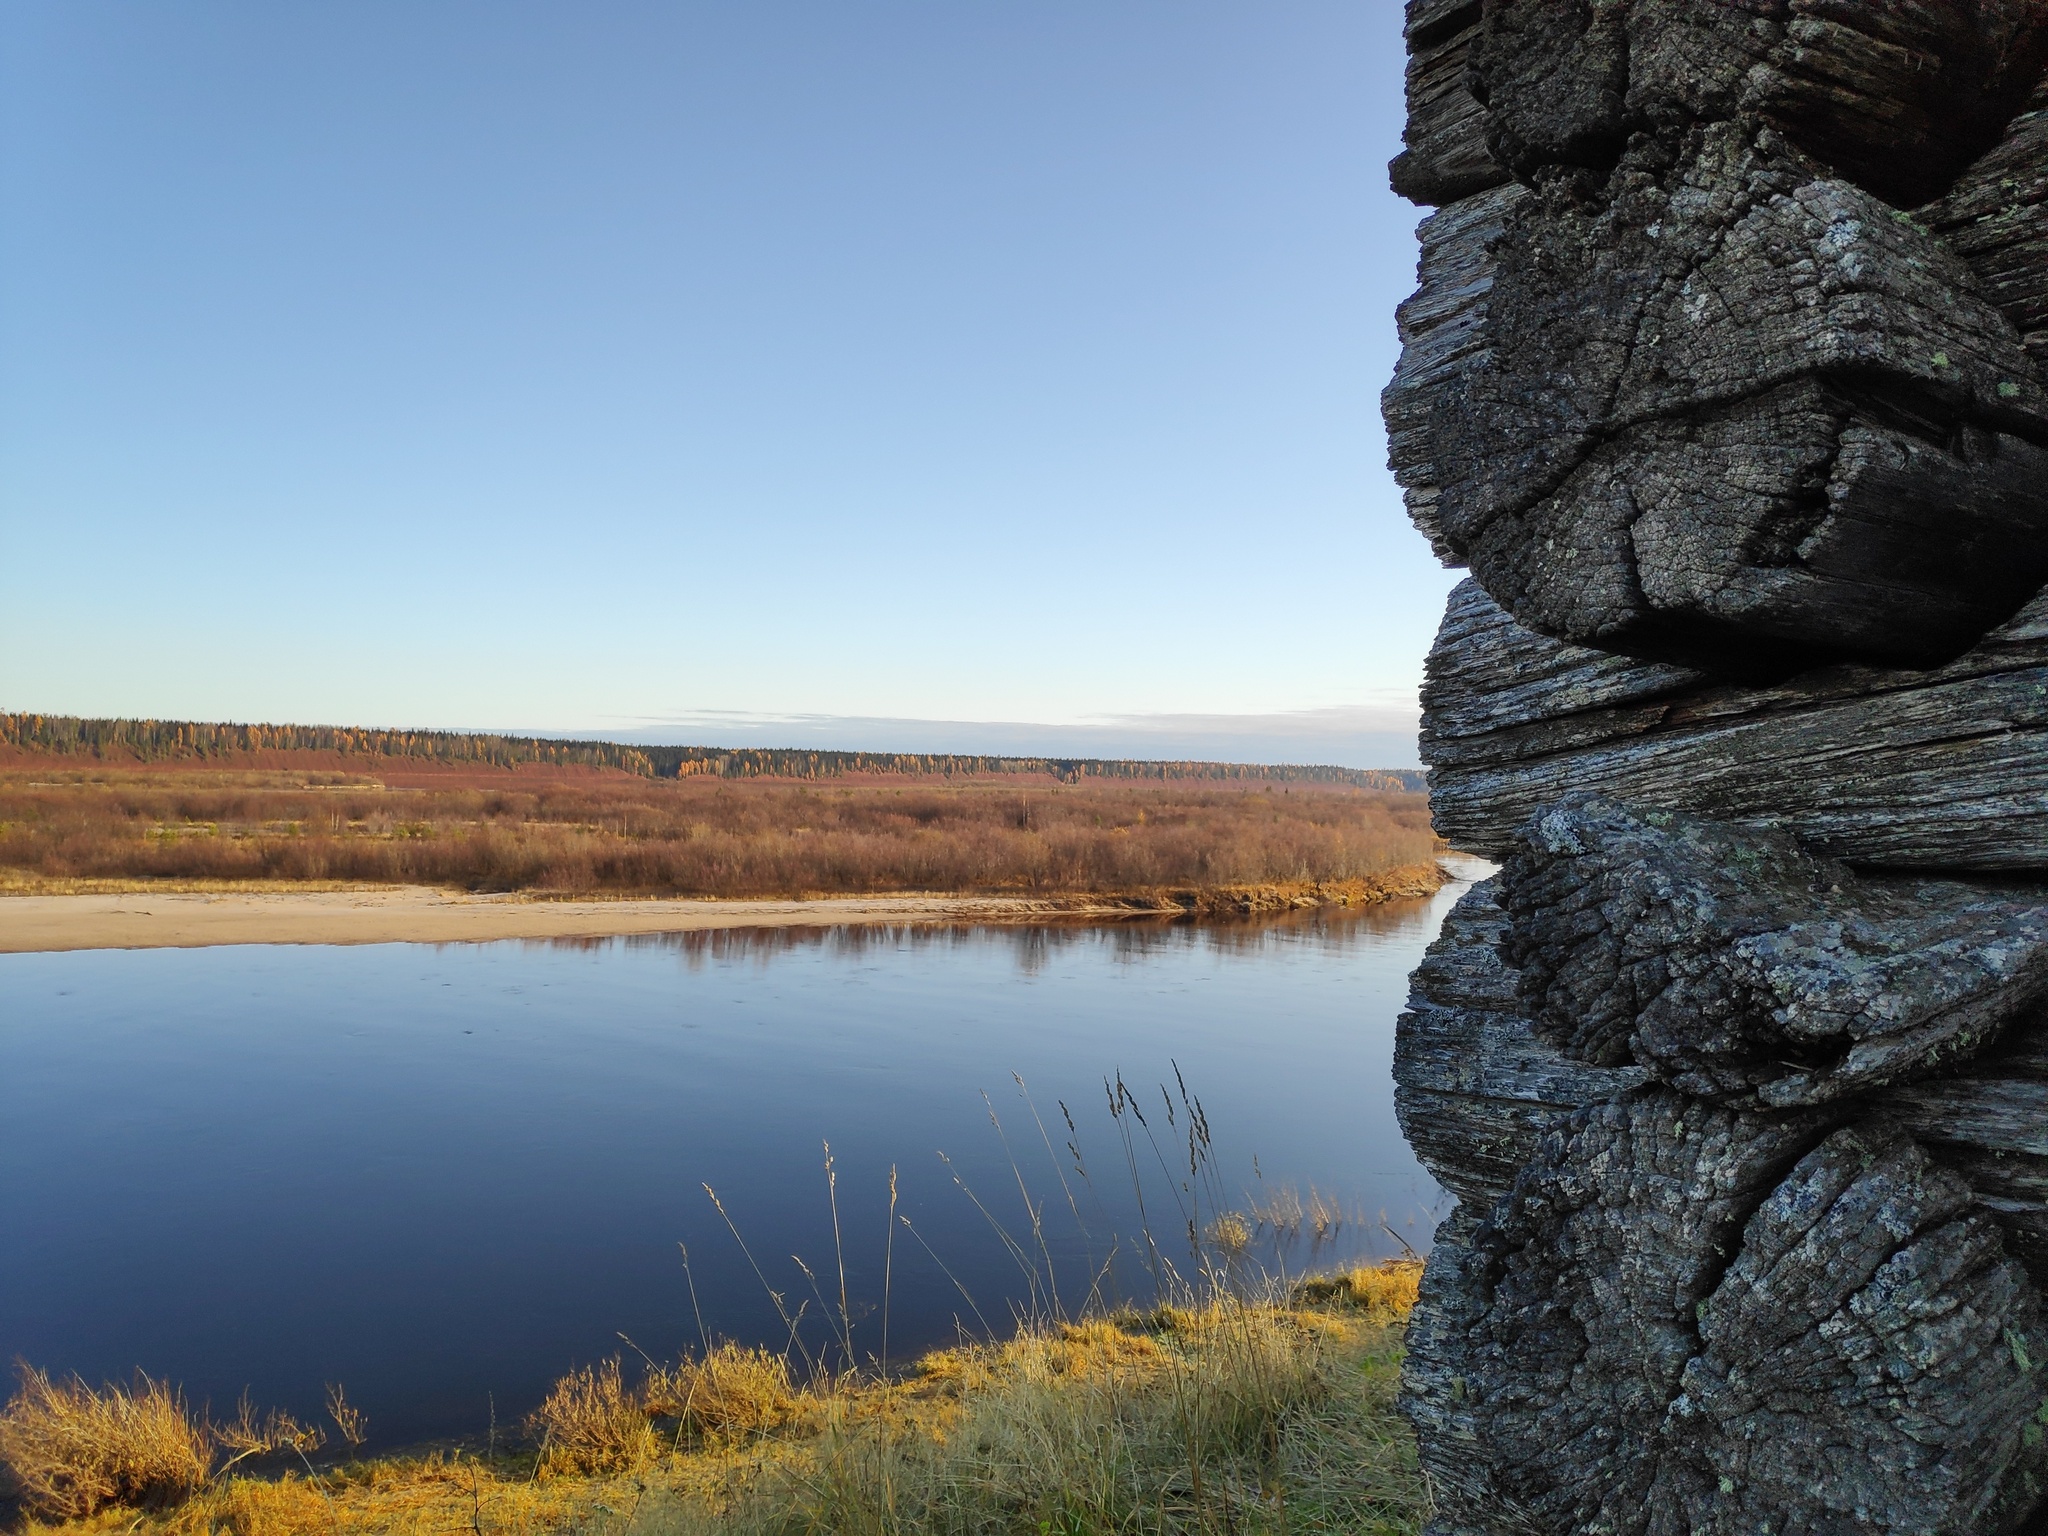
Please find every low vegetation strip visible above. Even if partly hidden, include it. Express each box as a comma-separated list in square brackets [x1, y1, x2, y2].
[1, 714, 1424, 792]
[0, 769, 1442, 903]
[0, 1264, 1428, 1535]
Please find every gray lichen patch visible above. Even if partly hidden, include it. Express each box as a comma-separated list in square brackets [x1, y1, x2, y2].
[1652, 1122, 2048, 1534]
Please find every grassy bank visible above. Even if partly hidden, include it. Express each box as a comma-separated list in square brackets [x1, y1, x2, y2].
[0, 1266, 1427, 1536]
[0, 768, 1441, 905]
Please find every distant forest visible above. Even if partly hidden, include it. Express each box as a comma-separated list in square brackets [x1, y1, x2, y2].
[0, 713, 1423, 792]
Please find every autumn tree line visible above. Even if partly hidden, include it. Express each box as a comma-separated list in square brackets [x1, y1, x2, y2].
[0, 713, 1422, 793]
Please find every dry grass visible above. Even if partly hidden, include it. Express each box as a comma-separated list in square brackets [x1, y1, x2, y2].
[0, 1368, 210, 1520]
[0, 768, 1440, 902]
[1206, 1212, 1254, 1256]
[1293, 1259, 1425, 1321]
[0, 871, 374, 896]
[526, 1361, 659, 1478]
[645, 1347, 800, 1446]
[1245, 1184, 1353, 1242]
[2, 1267, 1427, 1535]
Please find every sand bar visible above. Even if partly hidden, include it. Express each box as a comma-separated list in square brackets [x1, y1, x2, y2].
[0, 887, 1183, 954]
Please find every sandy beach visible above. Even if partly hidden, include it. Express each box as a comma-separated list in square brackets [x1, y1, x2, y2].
[0, 886, 1201, 954]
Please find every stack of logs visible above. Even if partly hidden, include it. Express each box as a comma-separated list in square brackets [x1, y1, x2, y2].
[1384, 3, 2048, 1531]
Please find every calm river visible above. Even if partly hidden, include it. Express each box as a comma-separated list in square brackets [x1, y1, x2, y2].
[0, 859, 1482, 1447]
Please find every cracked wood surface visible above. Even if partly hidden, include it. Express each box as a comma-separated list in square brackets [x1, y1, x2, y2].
[1422, 576, 2048, 873]
[1498, 799, 2048, 1107]
[1400, 880, 2048, 1296]
[1385, 0, 2048, 670]
[1386, 5, 2048, 1530]
[1406, 1089, 2048, 1535]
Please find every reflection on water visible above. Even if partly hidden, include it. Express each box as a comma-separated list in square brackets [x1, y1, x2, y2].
[541, 898, 1443, 971]
[0, 861, 1483, 1447]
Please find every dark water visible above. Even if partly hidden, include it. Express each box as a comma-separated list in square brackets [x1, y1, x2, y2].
[0, 861, 1481, 1447]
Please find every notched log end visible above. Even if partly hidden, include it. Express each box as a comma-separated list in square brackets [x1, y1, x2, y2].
[1498, 797, 2048, 1107]
[1412, 1091, 2048, 1535]
[1390, 0, 1507, 208]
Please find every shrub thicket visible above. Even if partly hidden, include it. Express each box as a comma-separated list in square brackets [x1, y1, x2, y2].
[0, 771, 1439, 899]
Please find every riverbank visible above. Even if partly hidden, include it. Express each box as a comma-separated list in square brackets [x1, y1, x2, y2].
[0, 1266, 1427, 1536]
[0, 864, 1446, 953]
[0, 767, 1440, 908]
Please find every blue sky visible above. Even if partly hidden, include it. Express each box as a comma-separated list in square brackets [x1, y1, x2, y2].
[1, 1, 1451, 767]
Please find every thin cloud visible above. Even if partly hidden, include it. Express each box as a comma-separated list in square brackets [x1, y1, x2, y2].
[569, 704, 1423, 770]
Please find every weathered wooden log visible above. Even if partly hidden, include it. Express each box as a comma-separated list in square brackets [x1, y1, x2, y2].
[1468, 0, 2048, 206]
[1424, 1090, 1831, 1532]
[1387, 1, 1506, 208]
[1407, 1092, 2048, 1536]
[1396, 1207, 1494, 1536]
[1383, 183, 1524, 564]
[1421, 575, 2048, 873]
[1386, 2, 2048, 669]
[1399, 879, 2048, 1284]
[1386, 123, 2048, 669]
[1394, 877, 1645, 1207]
[1923, 91, 2048, 364]
[1885, 1027, 2048, 1278]
[1498, 799, 2048, 1106]
[1755, 0, 2048, 208]
[1400, 887, 2048, 1527]
[1655, 1114, 2048, 1535]
[1387, 6, 2048, 1531]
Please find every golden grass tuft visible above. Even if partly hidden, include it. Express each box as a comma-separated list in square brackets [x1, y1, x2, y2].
[1207, 1211, 1254, 1255]
[1294, 1256, 1425, 1319]
[524, 1357, 657, 1477]
[1043, 1317, 1168, 1375]
[0, 1366, 211, 1519]
[646, 1344, 801, 1443]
